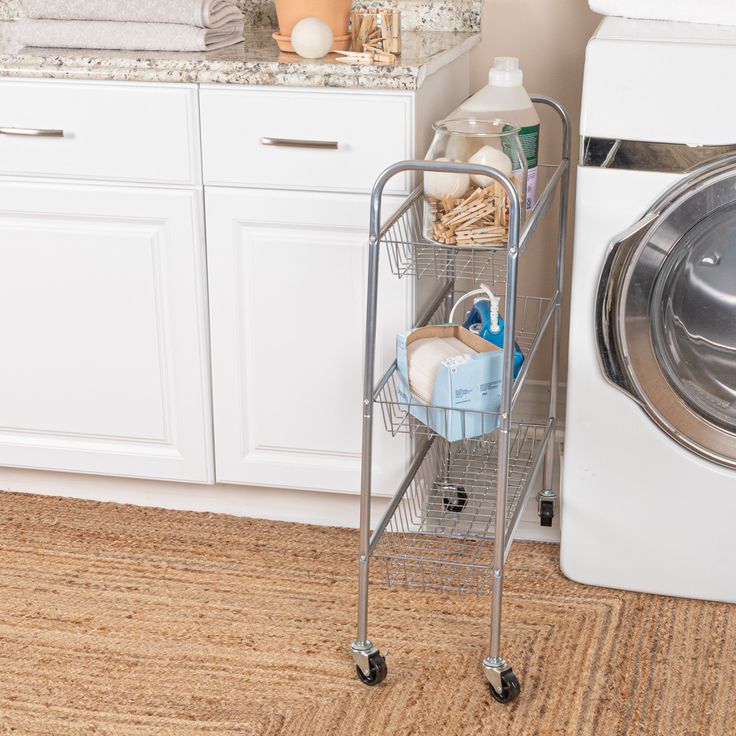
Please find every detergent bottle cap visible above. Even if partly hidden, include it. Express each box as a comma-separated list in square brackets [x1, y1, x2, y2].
[489, 295, 501, 334]
[490, 57, 523, 88]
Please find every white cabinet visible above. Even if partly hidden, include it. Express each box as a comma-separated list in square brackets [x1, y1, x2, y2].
[205, 186, 410, 492]
[0, 180, 213, 482]
[0, 61, 471, 506]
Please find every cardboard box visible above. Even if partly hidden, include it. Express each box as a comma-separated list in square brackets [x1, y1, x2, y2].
[396, 325, 503, 442]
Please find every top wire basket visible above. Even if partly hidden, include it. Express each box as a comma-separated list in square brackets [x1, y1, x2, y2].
[382, 164, 558, 282]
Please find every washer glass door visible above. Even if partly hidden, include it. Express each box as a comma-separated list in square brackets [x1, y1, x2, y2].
[600, 160, 736, 468]
[652, 205, 736, 432]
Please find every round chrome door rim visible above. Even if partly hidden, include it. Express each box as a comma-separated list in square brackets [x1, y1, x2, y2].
[616, 164, 736, 469]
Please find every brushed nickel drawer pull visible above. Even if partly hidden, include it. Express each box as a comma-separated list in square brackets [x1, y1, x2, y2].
[261, 136, 338, 150]
[0, 127, 65, 138]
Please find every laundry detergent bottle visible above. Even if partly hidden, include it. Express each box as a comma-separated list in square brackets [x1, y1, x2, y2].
[451, 58, 540, 210]
[449, 285, 525, 378]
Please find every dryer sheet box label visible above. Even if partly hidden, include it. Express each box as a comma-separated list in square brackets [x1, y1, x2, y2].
[396, 325, 504, 442]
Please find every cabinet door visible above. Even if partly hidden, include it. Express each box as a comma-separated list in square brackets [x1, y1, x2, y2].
[206, 187, 410, 493]
[0, 180, 213, 482]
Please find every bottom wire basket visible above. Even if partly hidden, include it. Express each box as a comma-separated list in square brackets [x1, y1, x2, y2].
[374, 423, 548, 594]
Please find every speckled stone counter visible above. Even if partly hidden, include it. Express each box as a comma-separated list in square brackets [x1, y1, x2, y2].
[0, 23, 479, 90]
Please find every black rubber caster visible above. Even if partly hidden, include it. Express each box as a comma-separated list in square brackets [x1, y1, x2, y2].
[356, 652, 388, 686]
[489, 669, 521, 704]
[539, 499, 554, 527]
[443, 485, 468, 513]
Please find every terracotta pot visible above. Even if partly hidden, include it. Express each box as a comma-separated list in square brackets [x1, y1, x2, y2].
[272, 31, 352, 53]
[274, 0, 353, 39]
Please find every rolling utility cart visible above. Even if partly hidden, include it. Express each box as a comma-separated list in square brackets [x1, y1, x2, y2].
[350, 97, 570, 703]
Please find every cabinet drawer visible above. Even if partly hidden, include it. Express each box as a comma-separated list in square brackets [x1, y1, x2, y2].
[0, 79, 201, 185]
[200, 86, 412, 194]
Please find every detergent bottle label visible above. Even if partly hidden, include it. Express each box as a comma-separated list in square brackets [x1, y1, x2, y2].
[519, 124, 540, 210]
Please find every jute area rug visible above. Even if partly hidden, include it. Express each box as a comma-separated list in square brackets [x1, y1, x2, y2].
[0, 491, 733, 735]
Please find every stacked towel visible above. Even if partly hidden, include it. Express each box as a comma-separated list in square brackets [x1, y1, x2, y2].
[17, 0, 245, 51]
[589, 0, 736, 26]
[22, 0, 244, 27]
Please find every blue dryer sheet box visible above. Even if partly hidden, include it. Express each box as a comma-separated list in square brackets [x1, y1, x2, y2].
[396, 325, 504, 442]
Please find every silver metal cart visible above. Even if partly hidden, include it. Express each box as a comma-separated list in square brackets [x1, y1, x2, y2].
[350, 97, 571, 703]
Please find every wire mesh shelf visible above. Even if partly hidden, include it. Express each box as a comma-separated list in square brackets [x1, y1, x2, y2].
[375, 295, 552, 441]
[373, 423, 549, 594]
[382, 164, 558, 282]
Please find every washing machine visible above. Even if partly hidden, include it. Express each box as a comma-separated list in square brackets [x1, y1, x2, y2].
[560, 17, 736, 603]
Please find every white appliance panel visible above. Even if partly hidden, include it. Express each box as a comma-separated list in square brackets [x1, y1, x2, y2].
[582, 18, 736, 144]
[562, 167, 736, 603]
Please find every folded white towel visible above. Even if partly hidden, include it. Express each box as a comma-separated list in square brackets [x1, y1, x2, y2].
[21, 0, 243, 28]
[17, 18, 245, 51]
[589, 0, 736, 26]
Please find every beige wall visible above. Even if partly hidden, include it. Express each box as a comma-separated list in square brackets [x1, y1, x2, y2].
[469, 0, 600, 383]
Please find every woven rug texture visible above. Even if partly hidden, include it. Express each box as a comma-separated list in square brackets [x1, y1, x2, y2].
[0, 491, 734, 735]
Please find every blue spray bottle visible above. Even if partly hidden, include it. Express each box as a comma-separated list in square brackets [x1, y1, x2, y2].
[449, 284, 525, 378]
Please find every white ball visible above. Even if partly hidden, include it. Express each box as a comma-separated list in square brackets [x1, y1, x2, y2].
[291, 17, 334, 59]
[469, 145, 513, 187]
[424, 158, 471, 199]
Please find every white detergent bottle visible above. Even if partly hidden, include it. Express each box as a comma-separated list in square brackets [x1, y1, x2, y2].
[452, 57, 540, 210]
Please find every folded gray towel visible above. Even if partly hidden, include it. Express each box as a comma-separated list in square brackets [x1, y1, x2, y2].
[17, 18, 245, 51]
[21, 0, 244, 28]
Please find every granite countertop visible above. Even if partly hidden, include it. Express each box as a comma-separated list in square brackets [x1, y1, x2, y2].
[0, 23, 479, 89]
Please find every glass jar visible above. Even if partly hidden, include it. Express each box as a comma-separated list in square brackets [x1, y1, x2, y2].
[423, 118, 527, 247]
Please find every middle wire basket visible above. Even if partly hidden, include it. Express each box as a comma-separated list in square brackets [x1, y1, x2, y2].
[375, 293, 553, 442]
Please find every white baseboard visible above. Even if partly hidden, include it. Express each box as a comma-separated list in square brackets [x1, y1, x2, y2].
[0, 467, 393, 529]
[0, 380, 564, 543]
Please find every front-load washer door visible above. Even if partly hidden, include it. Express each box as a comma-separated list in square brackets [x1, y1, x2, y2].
[597, 154, 736, 468]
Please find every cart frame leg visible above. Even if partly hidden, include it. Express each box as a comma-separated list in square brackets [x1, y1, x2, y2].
[351, 177, 386, 678]
[538, 98, 572, 527]
[483, 192, 521, 695]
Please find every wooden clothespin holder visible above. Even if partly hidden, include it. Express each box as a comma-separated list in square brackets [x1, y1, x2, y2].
[350, 9, 401, 58]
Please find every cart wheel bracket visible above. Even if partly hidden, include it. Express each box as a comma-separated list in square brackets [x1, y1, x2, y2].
[350, 641, 378, 677]
[537, 489, 556, 527]
[483, 658, 521, 704]
[351, 643, 387, 686]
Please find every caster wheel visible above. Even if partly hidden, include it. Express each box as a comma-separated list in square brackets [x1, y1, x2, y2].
[489, 669, 521, 704]
[539, 499, 554, 527]
[356, 652, 387, 686]
[443, 485, 468, 513]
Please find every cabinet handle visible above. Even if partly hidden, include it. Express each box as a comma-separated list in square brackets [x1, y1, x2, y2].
[261, 136, 338, 150]
[0, 127, 65, 138]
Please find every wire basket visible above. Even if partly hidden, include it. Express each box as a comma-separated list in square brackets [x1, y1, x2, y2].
[376, 295, 552, 441]
[373, 423, 548, 594]
[382, 165, 556, 282]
